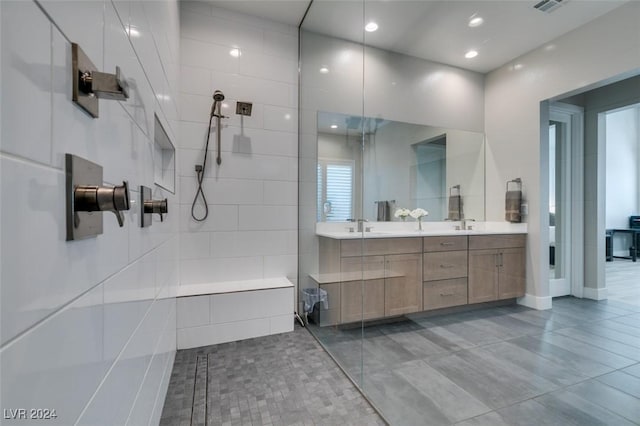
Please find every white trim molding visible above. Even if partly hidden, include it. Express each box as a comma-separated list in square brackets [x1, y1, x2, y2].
[517, 293, 552, 310]
[582, 286, 608, 300]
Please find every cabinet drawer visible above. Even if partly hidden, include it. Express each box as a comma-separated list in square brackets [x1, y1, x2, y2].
[423, 251, 468, 281]
[423, 278, 468, 310]
[469, 234, 526, 250]
[341, 237, 421, 257]
[423, 236, 468, 252]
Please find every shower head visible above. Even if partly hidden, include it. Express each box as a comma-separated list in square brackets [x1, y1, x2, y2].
[213, 90, 225, 101]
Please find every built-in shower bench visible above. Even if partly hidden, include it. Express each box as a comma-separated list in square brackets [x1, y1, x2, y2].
[176, 277, 294, 349]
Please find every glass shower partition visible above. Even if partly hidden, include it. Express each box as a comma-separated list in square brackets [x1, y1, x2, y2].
[298, 0, 368, 388]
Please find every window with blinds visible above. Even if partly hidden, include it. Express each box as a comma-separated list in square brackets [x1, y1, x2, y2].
[317, 158, 354, 222]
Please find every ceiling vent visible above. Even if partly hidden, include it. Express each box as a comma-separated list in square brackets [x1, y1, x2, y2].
[534, 0, 567, 13]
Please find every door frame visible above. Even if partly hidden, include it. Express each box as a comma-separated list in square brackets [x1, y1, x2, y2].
[549, 102, 584, 298]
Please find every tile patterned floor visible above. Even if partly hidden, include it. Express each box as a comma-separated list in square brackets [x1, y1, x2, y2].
[159, 325, 385, 426]
[312, 296, 640, 425]
[161, 261, 640, 426]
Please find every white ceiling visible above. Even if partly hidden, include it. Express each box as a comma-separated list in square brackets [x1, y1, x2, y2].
[204, 0, 628, 74]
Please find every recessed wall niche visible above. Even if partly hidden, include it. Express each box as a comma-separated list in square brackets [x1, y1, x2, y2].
[153, 114, 175, 193]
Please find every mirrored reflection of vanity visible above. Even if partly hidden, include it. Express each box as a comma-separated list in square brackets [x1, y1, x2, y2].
[317, 111, 485, 223]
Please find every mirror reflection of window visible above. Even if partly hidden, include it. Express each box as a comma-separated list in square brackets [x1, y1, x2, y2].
[317, 158, 354, 222]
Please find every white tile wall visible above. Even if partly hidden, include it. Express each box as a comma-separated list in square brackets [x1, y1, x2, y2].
[0, 0, 180, 425]
[177, 5, 299, 296]
[176, 286, 294, 349]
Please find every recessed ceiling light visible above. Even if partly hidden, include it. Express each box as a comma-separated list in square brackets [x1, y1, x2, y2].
[465, 50, 478, 59]
[319, 67, 329, 74]
[229, 48, 241, 58]
[513, 63, 524, 70]
[330, 124, 338, 129]
[468, 16, 484, 27]
[365, 22, 378, 32]
[127, 27, 140, 37]
[284, 114, 291, 120]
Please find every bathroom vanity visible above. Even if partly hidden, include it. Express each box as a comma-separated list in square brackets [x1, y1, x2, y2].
[311, 228, 526, 326]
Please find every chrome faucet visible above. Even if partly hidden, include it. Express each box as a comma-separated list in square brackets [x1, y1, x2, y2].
[461, 218, 475, 230]
[347, 218, 369, 232]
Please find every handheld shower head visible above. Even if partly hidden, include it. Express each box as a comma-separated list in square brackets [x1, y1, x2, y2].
[213, 90, 225, 102]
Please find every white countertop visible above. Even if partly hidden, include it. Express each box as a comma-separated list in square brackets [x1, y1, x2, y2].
[316, 221, 527, 240]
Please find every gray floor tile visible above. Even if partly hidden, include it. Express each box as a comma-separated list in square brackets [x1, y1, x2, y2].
[475, 341, 590, 387]
[454, 411, 511, 426]
[508, 335, 614, 378]
[495, 398, 606, 426]
[622, 363, 640, 378]
[363, 369, 451, 426]
[394, 359, 491, 423]
[553, 327, 640, 361]
[566, 380, 640, 423]
[596, 370, 640, 398]
[427, 350, 552, 410]
[535, 332, 637, 369]
[535, 389, 636, 426]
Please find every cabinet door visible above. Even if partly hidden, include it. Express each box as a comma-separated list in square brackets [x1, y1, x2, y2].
[498, 247, 526, 299]
[340, 256, 385, 323]
[341, 279, 385, 323]
[468, 249, 498, 303]
[385, 253, 422, 316]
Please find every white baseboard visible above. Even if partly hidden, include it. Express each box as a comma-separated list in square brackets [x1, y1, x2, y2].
[517, 293, 552, 310]
[582, 287, 608, 300]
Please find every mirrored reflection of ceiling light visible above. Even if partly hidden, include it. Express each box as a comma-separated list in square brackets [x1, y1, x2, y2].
[468, 16, 484, 27]
[284, 114, 291, 120]
[465, 50, 478, 59]
[229, 48, 241, 58]
[222, 102, 229, 109]
[319, 67, 329, 74]
[127, 27, 140, 37]
[330, 124, 338, 129]
[365, 22, 378, 32]
[513, 63, 524, 70]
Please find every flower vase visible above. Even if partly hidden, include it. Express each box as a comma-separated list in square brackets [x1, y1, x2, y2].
[418, 218, 422, 231]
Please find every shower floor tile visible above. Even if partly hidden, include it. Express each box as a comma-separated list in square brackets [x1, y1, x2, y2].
[159, 324, 385, 426]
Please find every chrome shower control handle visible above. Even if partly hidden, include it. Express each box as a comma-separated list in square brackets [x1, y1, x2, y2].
[144, 199, 168, 222]
[74, 181, 130, 227]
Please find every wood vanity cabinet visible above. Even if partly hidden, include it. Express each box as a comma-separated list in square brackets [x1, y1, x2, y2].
[468, 235, 526, 303]
[318, 237, 422, 324]
[315, 233, 526, 325]
[423, 236, 469, 310]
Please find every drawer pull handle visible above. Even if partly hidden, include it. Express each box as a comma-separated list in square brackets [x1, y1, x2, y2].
[440, 242, 454, 246]
[439, 264, 454, 269]
[440, 292, 456, 297]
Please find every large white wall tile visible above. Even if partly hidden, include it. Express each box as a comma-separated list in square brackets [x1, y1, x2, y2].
[177, 318, 270, 349]
[1, 0, 180, 423]
[180, 257, 263, 284]
[0, 1, 52, 165]
[0, 286, 105, 426]
[176, 296, 210, 328]
[210, 288, 292, 323]
[181, 37, 240, 73]
[238, 205, 297, 231]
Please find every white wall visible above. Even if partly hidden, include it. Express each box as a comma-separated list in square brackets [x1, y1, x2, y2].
[606, 105, 640, 255]
[177, 4, 298, 288]
[0, 0, 180, 424]
[484, 2, 640, 307]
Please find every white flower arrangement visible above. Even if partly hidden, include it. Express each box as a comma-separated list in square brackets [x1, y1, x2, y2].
[410, 208, 428, 219]
[394, 208, 411, 221]
[410, 208, 429, 230]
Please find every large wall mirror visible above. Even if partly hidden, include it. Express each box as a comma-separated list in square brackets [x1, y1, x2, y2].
[317, 111, 485, 222]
